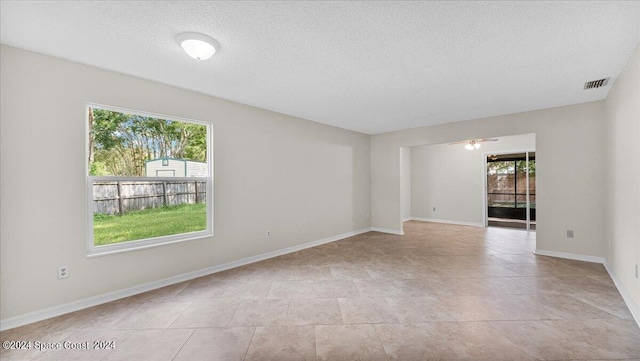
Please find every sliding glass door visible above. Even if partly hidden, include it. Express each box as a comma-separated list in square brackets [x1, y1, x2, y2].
[486, 152, 535, 230]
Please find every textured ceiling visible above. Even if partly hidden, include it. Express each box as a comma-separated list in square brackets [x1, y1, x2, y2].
[2, 1, 639, 134]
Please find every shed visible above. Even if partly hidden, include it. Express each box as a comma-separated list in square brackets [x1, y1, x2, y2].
[144, 157, 207, 177]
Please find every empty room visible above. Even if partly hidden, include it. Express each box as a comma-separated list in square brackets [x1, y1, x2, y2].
[1, 1, 639, 360]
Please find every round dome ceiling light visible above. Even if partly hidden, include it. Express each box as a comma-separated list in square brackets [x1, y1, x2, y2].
[176, 32, 220, 60]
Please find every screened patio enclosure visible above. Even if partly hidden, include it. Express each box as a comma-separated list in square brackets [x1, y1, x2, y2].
[486, 152, 536, 230]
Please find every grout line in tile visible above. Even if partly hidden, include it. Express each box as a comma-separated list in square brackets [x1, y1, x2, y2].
[284, 299, 292, 325]
[265, 281, 276, 299]
[241, 327, 257, 361]
[165, 301, 194, 330]
[371, 323, 391, 361]
[353, 280, 364, 298]
[314, 325, 319, 361]
[170, 328, 196, 361]
[337, 298, 347, 324]
[224, 301, 244, 328]
[484, 320, 540, 360]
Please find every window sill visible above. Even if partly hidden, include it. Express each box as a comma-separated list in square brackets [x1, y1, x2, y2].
[86, 230, 213, 258]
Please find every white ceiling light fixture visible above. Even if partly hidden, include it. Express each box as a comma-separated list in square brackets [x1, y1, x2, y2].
[450, 138, 499, 150]
[465, 141, 481, 150]
[176, 32, 220, 60]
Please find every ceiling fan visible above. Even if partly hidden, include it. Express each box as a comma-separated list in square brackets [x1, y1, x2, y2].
[449, 138, 498, 150]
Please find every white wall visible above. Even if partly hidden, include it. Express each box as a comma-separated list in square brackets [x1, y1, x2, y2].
[604, 45, 640, 309]
[0, 46, 371, 320]
[411, 134, 535, 225]
[371, 101, 606, 257]
[399, 147, 411, 222]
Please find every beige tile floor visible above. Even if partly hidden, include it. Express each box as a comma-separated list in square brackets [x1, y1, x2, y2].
[2, 221, 639, 360]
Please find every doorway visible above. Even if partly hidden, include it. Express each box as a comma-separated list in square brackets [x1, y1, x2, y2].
[486, 152, 536, 230]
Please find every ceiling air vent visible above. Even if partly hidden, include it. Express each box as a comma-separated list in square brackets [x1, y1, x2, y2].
[584, 78, 609, 90]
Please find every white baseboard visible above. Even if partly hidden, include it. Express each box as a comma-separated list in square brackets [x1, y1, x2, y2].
[0, 227, 371, 331]
[370, 227, 404, 235]
[402, 218, 412, 223]
[409, 217, 484, 228]
[603, 262, 640, 327]
[533, 248, 639, 327]
[533, 249, 606, 264]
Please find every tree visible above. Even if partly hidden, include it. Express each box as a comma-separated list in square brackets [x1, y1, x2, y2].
[487, 159, 535, 176]
[88, 108, 207, 176]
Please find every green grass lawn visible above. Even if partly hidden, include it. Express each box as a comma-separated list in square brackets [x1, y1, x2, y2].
[93, 203, 206, 246]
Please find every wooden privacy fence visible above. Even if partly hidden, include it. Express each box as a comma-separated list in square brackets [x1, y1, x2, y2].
[487, 173, 536, 194]
[93, 180, 206, 215]
[487, 173, 536, 206]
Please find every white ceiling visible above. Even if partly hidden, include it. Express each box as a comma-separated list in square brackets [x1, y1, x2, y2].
[2, 1, 639, 134]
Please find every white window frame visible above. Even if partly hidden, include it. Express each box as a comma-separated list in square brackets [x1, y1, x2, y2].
[85, 103, 213, 258]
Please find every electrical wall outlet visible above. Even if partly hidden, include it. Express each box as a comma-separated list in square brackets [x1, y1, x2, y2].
[58, 266, 69, 279]
[267, 231, 271, 237]
[566, 230, 574, 238]
[433, 207, 436, 212]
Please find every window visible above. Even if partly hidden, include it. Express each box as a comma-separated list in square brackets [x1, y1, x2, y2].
[86, 104, 212, 257]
